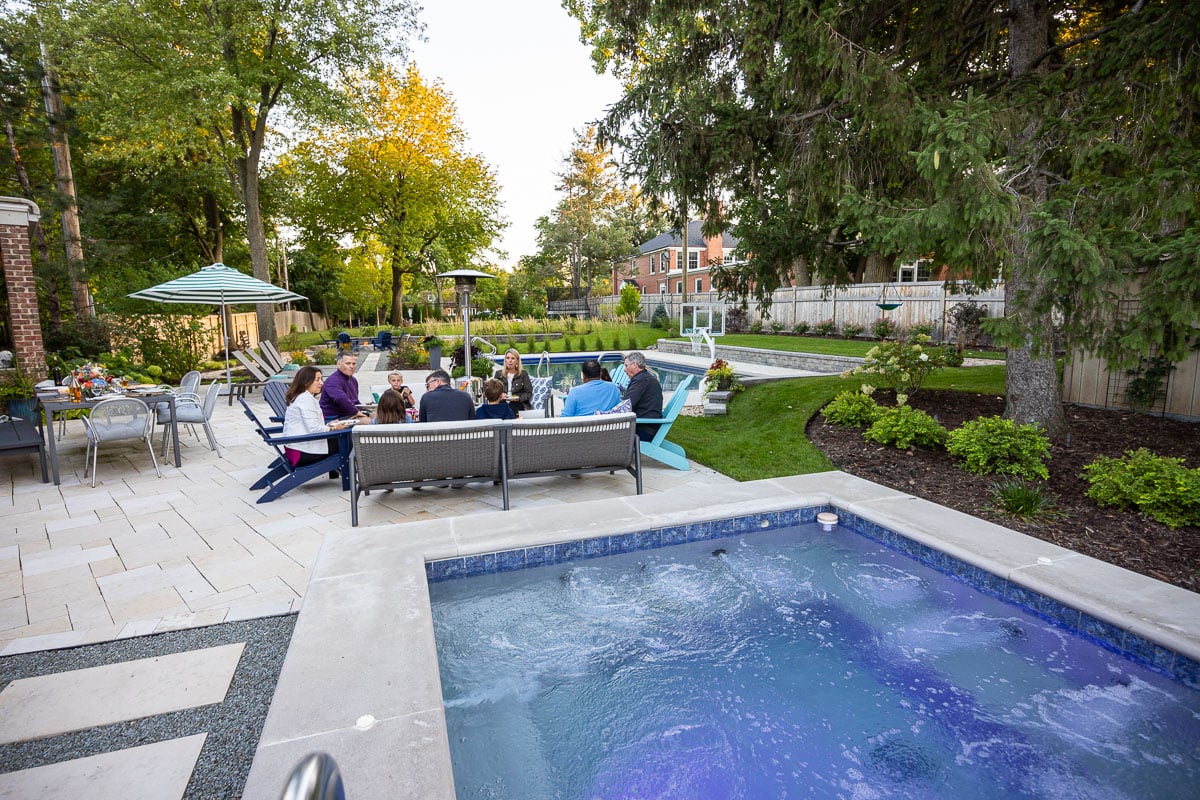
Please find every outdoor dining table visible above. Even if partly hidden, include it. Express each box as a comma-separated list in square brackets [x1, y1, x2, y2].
[36, 388, 181, 486]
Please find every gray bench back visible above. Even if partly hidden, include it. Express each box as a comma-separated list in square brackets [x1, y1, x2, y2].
[352, 419, 505, 485]
[505, 414, 637, 475]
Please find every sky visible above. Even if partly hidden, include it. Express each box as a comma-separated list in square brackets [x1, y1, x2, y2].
[407, 0, 623, 270]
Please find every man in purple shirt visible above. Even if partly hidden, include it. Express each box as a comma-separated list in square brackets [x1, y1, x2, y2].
[319, 351, 370, 422]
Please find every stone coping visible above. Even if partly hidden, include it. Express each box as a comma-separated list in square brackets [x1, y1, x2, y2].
[657, 339, 862, 372]
[241, 471, 1200, 799]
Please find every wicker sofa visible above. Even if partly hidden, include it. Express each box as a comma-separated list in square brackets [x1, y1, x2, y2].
[348, 414, 642, 525]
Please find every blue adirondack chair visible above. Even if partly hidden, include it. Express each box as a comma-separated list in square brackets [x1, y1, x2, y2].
[261, 381, 288, 423]
[369, 330, 394, 351]
[240, 398, 353, 503]
[636, 374, 694, 471]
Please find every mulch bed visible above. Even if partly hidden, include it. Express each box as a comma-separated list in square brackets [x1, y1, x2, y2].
[805, 390, 1200, 593]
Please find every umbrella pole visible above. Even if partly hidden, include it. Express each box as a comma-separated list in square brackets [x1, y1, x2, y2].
[222, 303, 232, 396]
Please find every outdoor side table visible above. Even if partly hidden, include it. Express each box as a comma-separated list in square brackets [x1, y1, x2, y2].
[0, 416, 49, 483]
[37, 391, 181, 486]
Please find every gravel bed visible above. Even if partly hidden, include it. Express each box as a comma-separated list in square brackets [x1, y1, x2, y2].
[0, 614, 296, 799]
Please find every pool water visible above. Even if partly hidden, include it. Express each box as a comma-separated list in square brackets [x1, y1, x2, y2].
[429, 525, 1200, 800]
[493, 354, 701, 393]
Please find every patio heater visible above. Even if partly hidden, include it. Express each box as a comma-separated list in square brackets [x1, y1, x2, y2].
[436, 269, 493, 390]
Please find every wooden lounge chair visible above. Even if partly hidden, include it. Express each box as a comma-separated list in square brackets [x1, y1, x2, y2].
[637, 374, 694, 471]
[260, 340, 288, 372]
[245, 348, 276, 377]
[232, 350, 272, 383]
[240, 398, 352, 503]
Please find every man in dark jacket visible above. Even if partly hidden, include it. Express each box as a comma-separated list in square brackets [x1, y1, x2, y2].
[319, 351, 370, 422]
[419, 370, 477, 422]
[622, 351, 662, 441]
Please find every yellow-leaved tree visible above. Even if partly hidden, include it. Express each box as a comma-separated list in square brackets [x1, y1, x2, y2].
[280, 64, 505, 324]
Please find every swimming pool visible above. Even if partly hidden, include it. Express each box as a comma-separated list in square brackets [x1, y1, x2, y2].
[492, 353, 703, 393]
[429, 517, 1200, 799]
[242, 474, 1200, 800]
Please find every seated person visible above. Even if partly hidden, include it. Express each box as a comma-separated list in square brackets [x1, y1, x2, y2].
[319, 351, 370, 422]
[475, 378, 517, 420]
[493, 348, 533, 414]
[418, 369, 476, 422]
[561, 359, 622, 417]
[282, 366, 355, 468]
[622, 351, 663, 441]
[385, 370, 416, 411]
[372, 388, 408, 424]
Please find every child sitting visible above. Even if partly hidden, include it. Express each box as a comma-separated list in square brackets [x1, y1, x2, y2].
[475, 378, 517, 420]
[372, 388, 408, 424]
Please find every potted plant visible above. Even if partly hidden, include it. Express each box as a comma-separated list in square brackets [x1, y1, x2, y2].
[702, 358, 743, 394]
[422, 334, 445, 370]
[0, 366, 38, 418]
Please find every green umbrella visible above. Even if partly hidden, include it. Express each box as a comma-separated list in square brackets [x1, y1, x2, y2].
[129, 263, 305, 391]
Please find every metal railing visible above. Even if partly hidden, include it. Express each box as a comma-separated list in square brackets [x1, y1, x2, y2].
[280, 752, 345, 800]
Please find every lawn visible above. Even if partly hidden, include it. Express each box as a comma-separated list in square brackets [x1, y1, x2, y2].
[662, 333, 1004, 361]
[670, 365, 1006, 481]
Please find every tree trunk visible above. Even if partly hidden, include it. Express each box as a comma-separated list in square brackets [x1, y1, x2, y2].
[390, 244, 406, 325]
[1003, 0, 1066, 437]
[3, 109, 62, 331]
[235, 108, 277, 345]
[862, 252, 892, 284]
[40, 43, 92, 320]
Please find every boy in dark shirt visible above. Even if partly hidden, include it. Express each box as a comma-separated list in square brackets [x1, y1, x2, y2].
[475, 378, 517, 420]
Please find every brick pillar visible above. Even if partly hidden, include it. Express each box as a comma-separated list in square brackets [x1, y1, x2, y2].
[0, 197, 47, 381]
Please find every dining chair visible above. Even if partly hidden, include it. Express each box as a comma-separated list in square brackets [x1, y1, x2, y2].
[82, 397, 161, 487]
[159, 381, 222, 457]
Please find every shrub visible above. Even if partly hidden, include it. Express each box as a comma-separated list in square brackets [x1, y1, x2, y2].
[844, 333, 947, 399]
[1081, 449, 1200, 530]
[991, 478, 1064, 520]
[770, 321, 786, 333]
[842, 323, 865, 338]
[651, 303, 671, 330]
[946, 416, 1050, 480]
[871, 317, 896, 339]
[792, 321, 811, 335]
[909, 322, 935, 338]
[813, 319, 836, 336]
[822, 390, 882, 428]
[864, 406, 948, 449]
[725, 307, 748, 333]
[616, 284, 643, 318]
[313, 347, 339, 365]
[948, 300, 988, 347]
[289, 350, 310, 366]
[944, 347, 965, 367]
[748, 319, 764, 334]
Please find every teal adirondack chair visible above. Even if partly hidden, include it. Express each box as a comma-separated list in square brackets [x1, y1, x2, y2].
[637, 374, 694, 470]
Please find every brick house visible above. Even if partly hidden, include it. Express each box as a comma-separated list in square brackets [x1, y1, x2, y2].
[613, 221, 740, 296]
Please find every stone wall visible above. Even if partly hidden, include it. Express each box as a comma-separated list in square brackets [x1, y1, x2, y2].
[657, 339, 862, 374]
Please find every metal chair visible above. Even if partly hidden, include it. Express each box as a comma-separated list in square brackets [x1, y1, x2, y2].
[82, 397, 161, 487]
[159, 381, 222, 457]
[178, 370, 201, 397]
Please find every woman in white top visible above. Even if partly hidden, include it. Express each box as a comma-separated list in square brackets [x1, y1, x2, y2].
[282, 366, 353, 467]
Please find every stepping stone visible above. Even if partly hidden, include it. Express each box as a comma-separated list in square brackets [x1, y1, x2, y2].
[0, 643, 244, 744]
[0, 733, 206, 800]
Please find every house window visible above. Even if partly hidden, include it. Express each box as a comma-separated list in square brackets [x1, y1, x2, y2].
[676, 280, 683, 293]
[648, 256, 655, 274]
[688, 251, 699, 270]
[896, 259, 932, 282]
[662, 252, 670, 271]
[723, 252, 735, 264]
[659, 284, 666, 294]
[695, 278, 703, 293]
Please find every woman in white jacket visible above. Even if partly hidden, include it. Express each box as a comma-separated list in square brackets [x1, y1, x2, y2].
[282, 366, 354, 467]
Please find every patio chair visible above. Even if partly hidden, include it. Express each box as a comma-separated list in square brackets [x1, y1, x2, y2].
[246, 348, 276, 377]
[233, 350, 272, 383]
[637, 375, 694, 471]
[82, 397, 161, 487]
[368, 330, 394, 351]
[158, 381, 222, 457]
[260, 340, 288, 372]
[336, 332, 355, 352]
[262, 381, 288, 423]
[240, 397, 352, 503]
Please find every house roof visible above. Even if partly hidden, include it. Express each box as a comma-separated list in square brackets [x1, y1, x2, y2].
[637, 220, 739, 254]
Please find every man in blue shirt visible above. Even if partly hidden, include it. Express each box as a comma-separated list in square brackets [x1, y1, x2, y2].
[561, 360, 622, 417]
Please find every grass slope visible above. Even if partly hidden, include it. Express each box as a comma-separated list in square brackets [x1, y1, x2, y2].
[671, 365, 1006, 481]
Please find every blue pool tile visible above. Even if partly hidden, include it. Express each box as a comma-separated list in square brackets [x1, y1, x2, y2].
[1005, 582, 1043, 613]
[426, 558, 466, 582]
[463, 552, 497, 576]
[660, 525, 689, 546]
[1078, 615, 1127, 652]
[1173, 654, 1200, 688]
[555, 540, 585, 561]
[525, 544, 557, 568]
[495, 549, 526, 573]
[1039, 596, 1081, 629]
[580, 537, 610, 559]
[1122, 633, 1175, 672]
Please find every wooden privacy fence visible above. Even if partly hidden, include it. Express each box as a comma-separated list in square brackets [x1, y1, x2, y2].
[597, 281, 1006, 345]
[1063, 348, 1200, 422]
[195, 310, 330, 356]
